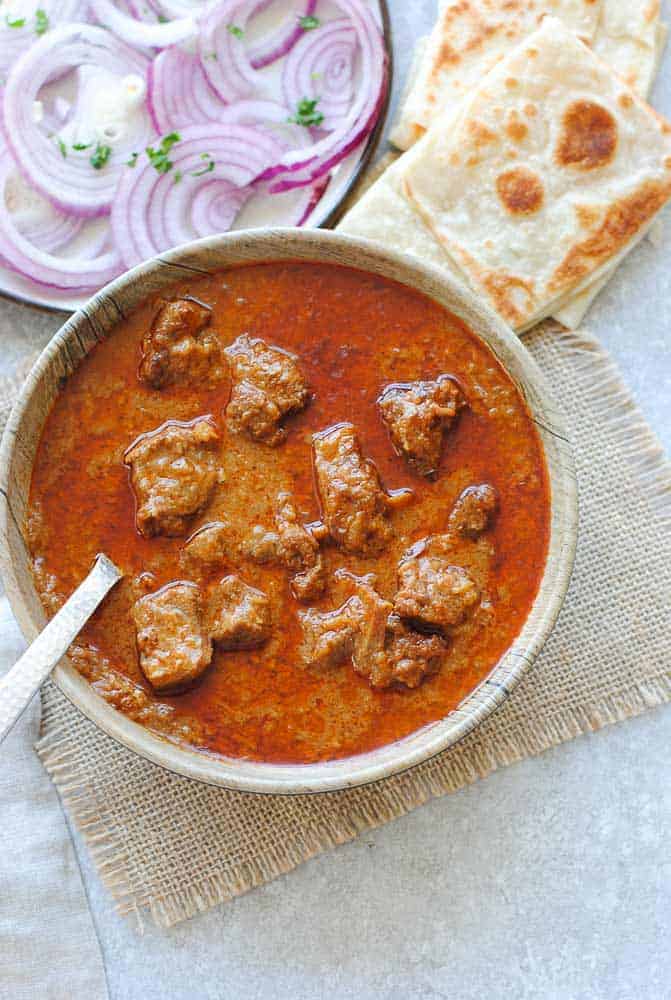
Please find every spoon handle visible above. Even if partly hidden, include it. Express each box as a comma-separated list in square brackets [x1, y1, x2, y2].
[0, 554, 122, 746]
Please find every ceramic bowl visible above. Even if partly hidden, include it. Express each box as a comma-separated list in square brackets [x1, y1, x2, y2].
[0, 229, 578, 794]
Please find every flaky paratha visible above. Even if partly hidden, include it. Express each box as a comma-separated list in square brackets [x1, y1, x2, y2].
[389, 0, 603, 151]
[400, 18, 671, 330]
[554, 2, 667, 327]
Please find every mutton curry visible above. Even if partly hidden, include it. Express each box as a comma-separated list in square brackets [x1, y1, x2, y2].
[26, 262, 550, 764]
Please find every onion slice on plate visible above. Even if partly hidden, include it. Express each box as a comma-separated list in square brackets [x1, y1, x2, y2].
[0, 149, 122, 290]
[247, 0, 318, 69]
[271, 0, 387, 188]
[0, 0, 83, 79]
[111, 123, 286, 267]
[147, 47, 223, 132]
[198, 0, 265, 101]
[89, 0, 198, 48]
[3, 24, 154, 218]
[282, 18, 357, 131]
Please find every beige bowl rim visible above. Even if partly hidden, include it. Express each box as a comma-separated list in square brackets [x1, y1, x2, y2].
[0, 228, 578, 795]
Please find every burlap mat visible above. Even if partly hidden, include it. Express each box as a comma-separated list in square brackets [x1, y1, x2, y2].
[0, 320, 651, 927]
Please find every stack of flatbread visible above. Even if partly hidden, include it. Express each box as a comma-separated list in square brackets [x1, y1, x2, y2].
[338, 2, 671, 331]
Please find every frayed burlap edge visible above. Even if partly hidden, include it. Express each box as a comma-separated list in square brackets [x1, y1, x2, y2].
[33, 326, 671, 929]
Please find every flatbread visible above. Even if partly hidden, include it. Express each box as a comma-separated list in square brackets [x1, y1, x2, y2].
[400, 18, 671, 330]
[554, 7, 668, 327]
[339, 107, 468, 280]
[389, 36, 430, 151]
[389, 0, 603, 151]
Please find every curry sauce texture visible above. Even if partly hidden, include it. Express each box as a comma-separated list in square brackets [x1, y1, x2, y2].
[26, 262, 550, 764]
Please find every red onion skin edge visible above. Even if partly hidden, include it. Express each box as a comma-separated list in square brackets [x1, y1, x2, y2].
[269, 60, 389, 192]
[249, 0, 317, 70]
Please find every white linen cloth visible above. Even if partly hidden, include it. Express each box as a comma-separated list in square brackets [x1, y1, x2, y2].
[0, 594, 109, 1000]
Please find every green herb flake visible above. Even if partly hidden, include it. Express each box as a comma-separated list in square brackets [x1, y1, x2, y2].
[72, 142, 91, 151]
[227, 23, 244, 39]
[191, 156, 215, 177]
[288, 97, 324, 128]
[90, 142, 112, 170]
[5, 15, 26, 27]
[56, 137, 67, 158]
[173, 169, 183, 184]
[34, 8, 49, 34]
[299, 15, 320, 30]
[145, 131, 180, 174]
[157, 13, 169, 22]
[126, 151, 139, 167]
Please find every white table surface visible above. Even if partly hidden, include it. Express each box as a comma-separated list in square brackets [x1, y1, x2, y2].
[1, 2, 670, 997]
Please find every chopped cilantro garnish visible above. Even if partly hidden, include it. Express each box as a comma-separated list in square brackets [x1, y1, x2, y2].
[145, 132, 180, 174]
[288, 98, 324, 128]
[5, 15, 26, 27]
[34, 8, 48, 34]
[227, 23, 244, 39]
[157, 13, 169, 22]
[126, 151, 139, 168]
[56, 137, 67, 158]
[173, 169, 183, 184]
[72, 142, 91, 151]
[191, 155, 215, 177]
[299, 15, 320, 30]
[90, 143, 112, 170]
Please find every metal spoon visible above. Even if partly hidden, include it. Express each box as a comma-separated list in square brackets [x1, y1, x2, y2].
[0, 554, 122, 746]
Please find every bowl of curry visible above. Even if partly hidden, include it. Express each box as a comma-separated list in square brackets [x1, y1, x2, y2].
[0, 229, 577, 794]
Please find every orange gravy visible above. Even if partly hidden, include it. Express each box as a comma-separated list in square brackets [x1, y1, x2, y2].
[26, 262, 550, 763]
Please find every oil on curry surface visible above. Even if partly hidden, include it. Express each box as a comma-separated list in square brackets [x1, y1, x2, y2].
[26, 262, 550, 763]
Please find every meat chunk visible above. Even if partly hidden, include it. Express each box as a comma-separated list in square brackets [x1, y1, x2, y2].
[367, 615, 447, 690]
[448, 483, 498, 538]
[132, 582, 212, 692]
[244, 493, 326, 602]
[299, 572, 447, 689]
[225, 334, 310, 445]
[299, 603, 359, 671]
[313, 423, 401, 556]
[139, 298, 224, 389]
[344, 575, 447, 689]
[181, 521, 231, 575]
[378, 375, 464, 476]
[124, 418, 221, 538]
[394, 538, 480, 634]
[207, 575, 272, 650]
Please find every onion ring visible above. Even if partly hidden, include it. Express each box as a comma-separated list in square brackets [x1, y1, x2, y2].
[272, 0, 387, 185]
[248, 0, 318, 69]
[0, 0, 83, 80]
[0, 148, 122, 289]
[282, 18, 357, 131]
[147, 47, 222, 132]
[111, 122, 285, 267]
[89, 0, 197, 49]
[3, 24, 154, 218]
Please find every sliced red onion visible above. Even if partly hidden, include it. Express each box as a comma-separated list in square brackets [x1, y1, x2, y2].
[198, 0, 266, 101]
[218, 98, 313, 173]
[248, 0, 317, 69]
[147, 47, 222, 132]
[3, 24, 154, 218]
[149, 0, 208, 16]
[191, 180, 251, 236]
[0, 0, 83, 80]
[282, 18, 356, 131]
[16, 209, 84, 254]
[89, 0, 197, 48]
[0, 149, 122, 289]
[273, 0, 387, 184]
[111, 123, 285, 267]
